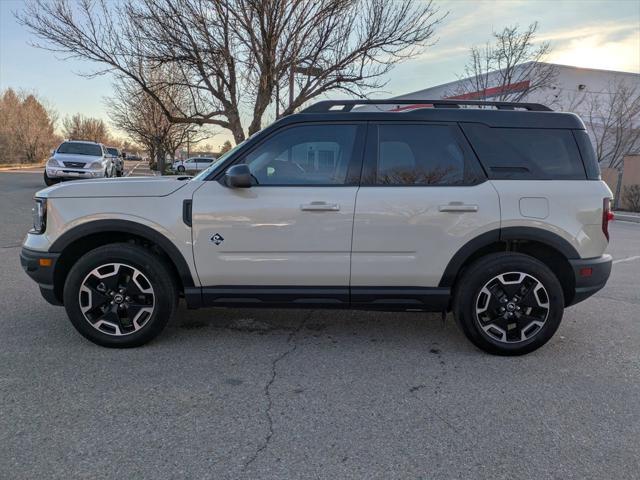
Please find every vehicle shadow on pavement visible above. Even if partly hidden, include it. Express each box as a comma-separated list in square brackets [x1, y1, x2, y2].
[169, 301, 474, 354]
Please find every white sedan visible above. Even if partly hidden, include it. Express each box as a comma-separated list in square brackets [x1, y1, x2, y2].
[171, 157, 216, 173]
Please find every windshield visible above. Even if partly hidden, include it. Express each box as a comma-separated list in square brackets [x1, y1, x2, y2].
[106, 148, 119, 156]
[57, 142, 103, 156]
[192, 141, 247, 180]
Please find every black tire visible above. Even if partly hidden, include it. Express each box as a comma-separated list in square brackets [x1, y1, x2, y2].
[44, 170, 58, 186]
[63, 243, 178, 347]
[453, 252, 564, 356]
[177, 166, 185, 173]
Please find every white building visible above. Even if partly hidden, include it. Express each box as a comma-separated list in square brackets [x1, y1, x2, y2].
[394, 62, 639, 117]
[355, 62, 637, 118]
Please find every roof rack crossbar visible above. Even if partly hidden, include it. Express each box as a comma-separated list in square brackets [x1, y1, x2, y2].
[302, 99, 552, 113]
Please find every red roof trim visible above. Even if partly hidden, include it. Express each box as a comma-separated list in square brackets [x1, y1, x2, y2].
[446, 80, 531, 100]
[387, 80, 532, 112]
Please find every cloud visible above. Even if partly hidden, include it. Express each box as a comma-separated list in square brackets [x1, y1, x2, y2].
[536, 21, 639, 43]
[549, 31, 640, 73]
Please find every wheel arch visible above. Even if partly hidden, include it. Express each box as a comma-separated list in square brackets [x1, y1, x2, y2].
[49, 219, 195, 303]
[439, 227, 578, 306]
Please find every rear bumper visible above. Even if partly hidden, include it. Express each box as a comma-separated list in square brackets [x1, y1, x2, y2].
[568, 254, 612, 306]
[19, 247, 62, 306]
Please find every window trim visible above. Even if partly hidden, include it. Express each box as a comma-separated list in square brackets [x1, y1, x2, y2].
[217, 121, 368, 187]
[360, 121, 487, 187]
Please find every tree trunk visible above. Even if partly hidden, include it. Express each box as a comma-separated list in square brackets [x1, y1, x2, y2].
[154, 139, 165, 175]
[227, 109, 246, 144]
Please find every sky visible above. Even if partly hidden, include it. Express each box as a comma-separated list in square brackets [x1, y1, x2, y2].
[1, 0, 639, 146]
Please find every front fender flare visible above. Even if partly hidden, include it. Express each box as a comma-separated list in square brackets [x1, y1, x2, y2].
[49, 219, 195, 289]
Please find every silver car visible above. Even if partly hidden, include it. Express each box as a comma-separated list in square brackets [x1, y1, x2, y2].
[106, 147, 125, 177]
[45, 141, 115, 185]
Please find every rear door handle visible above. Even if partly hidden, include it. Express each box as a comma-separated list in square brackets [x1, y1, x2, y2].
[438, 203, 478, 213]
[300, 201, 340, 211]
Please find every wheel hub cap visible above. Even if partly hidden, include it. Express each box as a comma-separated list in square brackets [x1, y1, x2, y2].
[475, 271, 550, 344]
[78, 263, 155, 336]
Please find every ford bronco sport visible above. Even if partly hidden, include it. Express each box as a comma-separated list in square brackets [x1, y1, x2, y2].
[21, 99, 613, 355]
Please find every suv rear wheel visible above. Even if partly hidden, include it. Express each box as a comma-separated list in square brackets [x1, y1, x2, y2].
[63, 243, 178, 347]
[453, 252, 564, 356]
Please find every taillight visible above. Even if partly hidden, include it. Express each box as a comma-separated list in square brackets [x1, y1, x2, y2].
[602, 198, 614, 241]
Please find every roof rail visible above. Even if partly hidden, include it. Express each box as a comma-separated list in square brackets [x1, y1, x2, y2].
[301, 99, 553, 113]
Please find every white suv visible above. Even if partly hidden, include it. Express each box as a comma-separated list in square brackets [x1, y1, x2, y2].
[21, 100, 613, 355]
[44, 140, 115, 185]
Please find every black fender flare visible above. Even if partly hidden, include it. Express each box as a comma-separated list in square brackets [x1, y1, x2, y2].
[49, 219, 196, 288]
[438, 226, 579, 288]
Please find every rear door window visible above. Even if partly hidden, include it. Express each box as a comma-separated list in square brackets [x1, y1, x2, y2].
[364, 123, 486, 185]
[461, 124, 586, 180]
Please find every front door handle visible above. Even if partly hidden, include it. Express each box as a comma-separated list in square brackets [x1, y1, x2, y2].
[438, 202, 479, 213]
[300, 201, 340, 211]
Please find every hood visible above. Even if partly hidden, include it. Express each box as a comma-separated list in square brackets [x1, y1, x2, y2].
[54, 153, 103, 164]
[37, 176, 191, 199]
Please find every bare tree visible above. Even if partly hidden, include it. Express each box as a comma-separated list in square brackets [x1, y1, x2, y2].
[218, 140, 234, 155]
[19, 0, 443, 143]
[0, 88, 58, 164]
[107, 74, 210, 173]
[583, 79, 640, 170]
[62, 114, 111, 143]
[452, 22, 557, 102]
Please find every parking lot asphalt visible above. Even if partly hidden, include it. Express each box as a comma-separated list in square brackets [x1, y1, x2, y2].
[1, 171, 639, 480]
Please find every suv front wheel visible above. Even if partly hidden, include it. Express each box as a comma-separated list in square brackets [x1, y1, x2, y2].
[63, 243, 178, 347]
[44, 170, 59, 186]
[453, 252, 564, 356]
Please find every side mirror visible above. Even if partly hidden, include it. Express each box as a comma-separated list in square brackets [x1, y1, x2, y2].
[224, 164, 253, 188]
[50, 149, 55, 156]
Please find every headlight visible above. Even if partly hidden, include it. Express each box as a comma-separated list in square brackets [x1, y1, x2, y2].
[31, 198, 47, 234]
[46, 158, 60, 167]
[88, 161, 103, 169]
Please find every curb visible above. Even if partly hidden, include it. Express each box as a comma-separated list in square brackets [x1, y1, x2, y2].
[0, 165, 44, 172]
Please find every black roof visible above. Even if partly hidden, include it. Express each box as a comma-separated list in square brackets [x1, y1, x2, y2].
[275, 99, 585, 130]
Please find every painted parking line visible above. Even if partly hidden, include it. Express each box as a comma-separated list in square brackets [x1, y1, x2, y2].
[126, 162, 141, 177]
[612, 255, 640, 264]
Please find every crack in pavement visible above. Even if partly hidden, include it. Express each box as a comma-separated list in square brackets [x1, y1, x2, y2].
[242, 312, 312, 470]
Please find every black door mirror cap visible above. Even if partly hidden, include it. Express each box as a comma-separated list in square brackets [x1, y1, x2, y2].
[225, 164, 253, 188]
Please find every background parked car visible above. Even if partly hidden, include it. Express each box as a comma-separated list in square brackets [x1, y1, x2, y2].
[171, 157, 216, 172]
[106, 147, 124, 177]
[44, 140, 115, 186]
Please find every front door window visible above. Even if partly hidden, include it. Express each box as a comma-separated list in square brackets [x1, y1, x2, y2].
[242, 124, 360, 185]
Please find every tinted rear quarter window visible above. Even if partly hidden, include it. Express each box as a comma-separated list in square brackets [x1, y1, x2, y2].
[461, 124, 586, 180]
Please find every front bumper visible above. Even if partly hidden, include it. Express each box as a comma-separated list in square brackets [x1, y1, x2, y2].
[19, 247, 62, 306]
[46, 167, 103, 179]
[568, 254, 612, 306]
